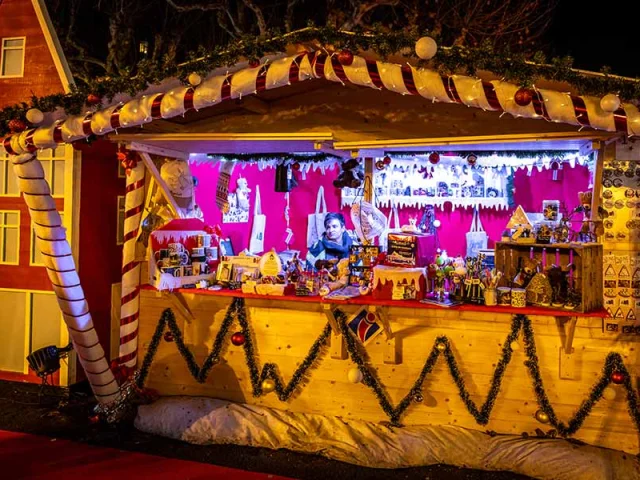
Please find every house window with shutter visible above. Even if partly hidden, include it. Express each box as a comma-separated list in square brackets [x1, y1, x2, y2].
[0, 37, 25, 77]
[0, 210, 20, 265]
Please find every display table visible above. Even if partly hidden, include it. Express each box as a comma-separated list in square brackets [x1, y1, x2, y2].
[136, 286, 636, 454]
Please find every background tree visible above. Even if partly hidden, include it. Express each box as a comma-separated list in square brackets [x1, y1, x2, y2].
[45, 0, 557, 86]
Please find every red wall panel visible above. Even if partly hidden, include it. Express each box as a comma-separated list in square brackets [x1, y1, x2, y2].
[0, 0, 66, 108]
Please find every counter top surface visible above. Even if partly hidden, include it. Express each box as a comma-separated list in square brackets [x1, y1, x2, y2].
[141, 285, 608, 318]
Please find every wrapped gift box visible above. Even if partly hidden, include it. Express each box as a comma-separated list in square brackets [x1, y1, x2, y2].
[386, 231, 436, 267]
[372, 265, 427, 300]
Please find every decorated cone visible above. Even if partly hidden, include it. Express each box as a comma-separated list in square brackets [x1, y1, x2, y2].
[10, 153, 119, 404]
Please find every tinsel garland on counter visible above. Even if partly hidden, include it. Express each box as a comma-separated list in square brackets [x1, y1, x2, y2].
[137, 297, 333, 401]
[136, 299, 640, 437]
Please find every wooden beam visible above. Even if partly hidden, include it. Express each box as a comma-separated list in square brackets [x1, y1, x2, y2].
[238, 96, 270, 115]
[138, 152, 182, 218]
[128, 141, 190, 161]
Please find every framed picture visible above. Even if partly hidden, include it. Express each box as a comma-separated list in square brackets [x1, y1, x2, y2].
[216, 261, 233, 283]
[348, 245, 380, 287]
[219, 238, 234, 257]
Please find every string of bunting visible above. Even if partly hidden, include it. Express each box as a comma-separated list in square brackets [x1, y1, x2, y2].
[3, 26, 640, 136]
[135, 299, 640, 437]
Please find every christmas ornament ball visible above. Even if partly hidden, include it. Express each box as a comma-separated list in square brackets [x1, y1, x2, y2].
[514, 88, 533, 107]
[86, 93, 101, 106]
[347, 367, 363, 384]
[415, 36, 438, 60]
[611, 371, 626, 385]
[510, 341, 520, 351]
[383, 155, 392, 165]
[8, 118, 27, 133]
[432, 219, 441, 228]
[261, 379, 276, 393]
[436, 342, 446, 352]
[292, 162, 300, 171]
[600, 94, 620, 113]
[188, 72, 202, 86]
[231, 332, 246, 346]
[428, 152, 440, 164]
[414, 393, 424, 403]
[375, 160, 385, 170]
[467, 154, 478, 166]
[26, 108, 44, 125]
[535, 409, 550, 424]
[163, 331, 175, 342]
[602, 387, 616, 400]
[337, 49, 354, 66]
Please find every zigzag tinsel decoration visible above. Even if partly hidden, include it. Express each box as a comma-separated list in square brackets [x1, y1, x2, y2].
[137, 300, 640, 437]
[137, 297, 333, 401]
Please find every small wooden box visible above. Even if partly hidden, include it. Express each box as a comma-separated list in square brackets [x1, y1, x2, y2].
[494, 242, 603, 313]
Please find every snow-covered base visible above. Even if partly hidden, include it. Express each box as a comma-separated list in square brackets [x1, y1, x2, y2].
[135, 397, 640, 479]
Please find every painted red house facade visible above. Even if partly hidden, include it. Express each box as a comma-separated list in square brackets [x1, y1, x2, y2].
[0, 0, 124, 385]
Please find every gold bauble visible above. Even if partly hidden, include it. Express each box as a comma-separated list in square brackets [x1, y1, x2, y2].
[535, 409, 550, 424]
[261, 379, 276, 393]
[436, 343, 446, 352]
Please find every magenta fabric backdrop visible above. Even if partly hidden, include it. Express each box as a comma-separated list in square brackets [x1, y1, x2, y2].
[191, 162, 590, 258]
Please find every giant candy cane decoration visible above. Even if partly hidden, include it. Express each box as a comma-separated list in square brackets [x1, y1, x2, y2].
[10, 153, 119, 404]
[118, 159, 146, 368]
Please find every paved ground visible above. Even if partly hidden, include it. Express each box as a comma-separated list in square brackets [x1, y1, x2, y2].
[0, 380, 533, 479]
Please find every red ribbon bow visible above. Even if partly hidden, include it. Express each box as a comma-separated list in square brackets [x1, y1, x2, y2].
[117, 146, 138, 176]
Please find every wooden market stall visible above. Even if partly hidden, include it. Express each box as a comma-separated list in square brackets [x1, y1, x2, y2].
[4, 34, 640, 474]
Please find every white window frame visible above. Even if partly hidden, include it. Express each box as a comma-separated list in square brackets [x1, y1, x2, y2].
[0, 210, 20, 265]
[30, 212, 64, 266]
[116, 195, 125, 245]
[0, 288, 69, 382]
[0, 152, 20, 197]
[0, 37, 26, 78]
[38, 147, 67, 198]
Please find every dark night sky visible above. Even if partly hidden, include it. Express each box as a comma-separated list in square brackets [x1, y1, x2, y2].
[546, 2, 640, 77]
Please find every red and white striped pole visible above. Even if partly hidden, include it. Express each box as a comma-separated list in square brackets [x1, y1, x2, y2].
[10, 152, 119, 403]
[117, 153, 146, 368]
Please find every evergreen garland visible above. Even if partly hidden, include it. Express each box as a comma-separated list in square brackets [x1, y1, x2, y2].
[2, 26, 640, 136]
[137, 299, 640, 438]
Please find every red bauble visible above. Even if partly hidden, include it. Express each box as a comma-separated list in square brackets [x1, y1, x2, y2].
[292, 162, 300, 171]
[337, 49, 354, 66]
[231, 332, 246, 346]
[375, 160, 385, 170]
[428, 152, 440, 165]
[611, 371, 625, 385]
[163, 331, 175, 342]
[383, 155, 392, 165]
[467, 154, 478, 166]
[514, 88, 533, 107]
[89, 415, 100, 424]
[249, 58, 260, 68]
[8, 118, 27, 133]
[86, 93, 101, 106]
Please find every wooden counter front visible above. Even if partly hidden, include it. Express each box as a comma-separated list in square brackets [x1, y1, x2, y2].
[138, 287, 638, 454]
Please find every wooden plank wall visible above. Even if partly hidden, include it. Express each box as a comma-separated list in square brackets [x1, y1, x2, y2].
[138, 290, 640, 453]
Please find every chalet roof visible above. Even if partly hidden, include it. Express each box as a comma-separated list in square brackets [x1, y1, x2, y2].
[2, 46, 638, 157]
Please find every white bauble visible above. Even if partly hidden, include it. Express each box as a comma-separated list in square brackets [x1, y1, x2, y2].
[602, 387, 616, 401]
[347, 367, 363, 384]
[188, 73, 202, 86]
[415, 36, 438, 60]
[600, 94, 620, 113]
[26, 108, 44, 125]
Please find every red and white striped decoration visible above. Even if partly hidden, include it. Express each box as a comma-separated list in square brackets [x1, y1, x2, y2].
[118, 158, 146, 368]
[10, 153, 119, 404]
[4, 51, 640, 158]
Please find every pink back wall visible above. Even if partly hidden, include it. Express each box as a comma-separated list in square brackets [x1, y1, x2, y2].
[191, 162, 590, 258]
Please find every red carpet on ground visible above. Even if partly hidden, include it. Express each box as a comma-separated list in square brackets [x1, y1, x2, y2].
[0, 430, 291, 479]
